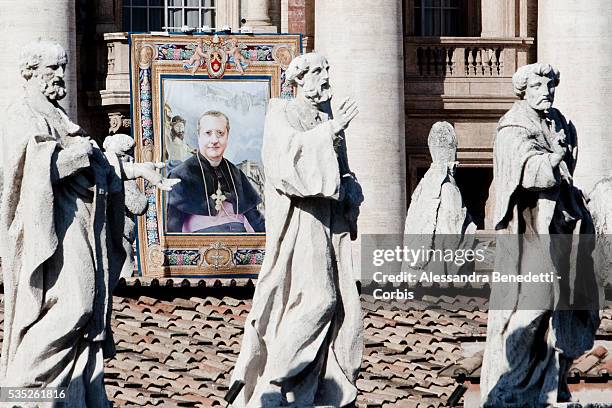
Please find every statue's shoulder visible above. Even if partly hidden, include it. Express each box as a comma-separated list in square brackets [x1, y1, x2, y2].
[267, 97, 289, 114]
[497, 102, 538, 134]
[4, 99, 47, 141]
[7, 99, 38, 125]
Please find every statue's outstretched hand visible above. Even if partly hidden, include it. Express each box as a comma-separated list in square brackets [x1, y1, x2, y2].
[332, 97, 359, 135]
[156, 177, 181, 191]
[134, 162, 181, 191]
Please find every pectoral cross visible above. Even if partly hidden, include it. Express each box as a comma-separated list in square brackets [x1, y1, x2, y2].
[211, 187, 227, 213]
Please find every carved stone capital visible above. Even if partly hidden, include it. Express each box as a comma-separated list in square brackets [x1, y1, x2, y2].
[108, 112, 131, 134]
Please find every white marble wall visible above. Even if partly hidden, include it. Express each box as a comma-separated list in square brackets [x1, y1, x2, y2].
[0, 0, 77, 119]
[538, 0, 612, 193]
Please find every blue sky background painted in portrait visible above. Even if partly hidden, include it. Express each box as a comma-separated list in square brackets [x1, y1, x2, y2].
[163, 78, 269, 166]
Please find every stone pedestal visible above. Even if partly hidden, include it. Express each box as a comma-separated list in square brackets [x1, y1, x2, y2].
[0, 0, 77, 119]
[538, 0, 612, 193]
[315, 0, 406, 278]
[244, 0, 277, 33]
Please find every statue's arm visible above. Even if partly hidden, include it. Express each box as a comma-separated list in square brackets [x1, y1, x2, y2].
[50, 138, 92, 183]
[521, 154, 560, 190]
[265, 117, 340, 200]
[501, 126, 561, 191]
[122, 161, 180, 191]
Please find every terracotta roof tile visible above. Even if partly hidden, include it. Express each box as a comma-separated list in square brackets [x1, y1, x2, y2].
[0, 288, 610, 407]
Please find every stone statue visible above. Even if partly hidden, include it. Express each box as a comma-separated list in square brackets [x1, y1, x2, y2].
[230, 52, 363, 407]
[103, 133, 148, 279]
[585, 179, 612, 289]
[481, 63, 600, 406]
[0, 40, 178, 406]
[402, 122, 476, 274]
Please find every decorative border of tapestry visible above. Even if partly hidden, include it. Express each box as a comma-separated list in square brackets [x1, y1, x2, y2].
[129, 33, 301, 277]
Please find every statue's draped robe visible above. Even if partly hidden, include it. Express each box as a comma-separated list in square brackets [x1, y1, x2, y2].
[588, 178, 612, 288]
[481, 101, 600, 407]
[112, 153, 149, 279]
[403, 164, 476, 274]
[0, 98, 124, 407]
[230, 98, 363, 407]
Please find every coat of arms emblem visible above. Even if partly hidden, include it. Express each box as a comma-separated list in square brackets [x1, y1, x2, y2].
[183, 34, 245, 78]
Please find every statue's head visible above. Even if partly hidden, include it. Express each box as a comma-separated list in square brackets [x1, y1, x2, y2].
[428, 121, 457, 166]
[286, 53, 332, 104]
[170, 115, 186, 140]
[103, 133, 135, 157]
[19, 40, 68, 102]
[513, 63, 560, 112]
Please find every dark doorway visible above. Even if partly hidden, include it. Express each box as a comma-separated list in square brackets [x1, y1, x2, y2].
[454, 167, 493, 230]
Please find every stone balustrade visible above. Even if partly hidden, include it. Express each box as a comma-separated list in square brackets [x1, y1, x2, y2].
[406, 37, 533, 79]
[465, 46, 503, 77]
[404, 36, 534, 112]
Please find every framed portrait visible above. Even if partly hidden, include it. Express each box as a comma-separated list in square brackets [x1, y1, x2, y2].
[129, 33, 301, 277]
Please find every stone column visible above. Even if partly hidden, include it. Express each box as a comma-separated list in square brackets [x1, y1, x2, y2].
[316, 0, 406, 278]
[0, 0, 77, 119]
[481, 0, 517, 37]
[538, 0, 612, 193]
[216, 0, 241, 32]
[244, 0, 277, 33]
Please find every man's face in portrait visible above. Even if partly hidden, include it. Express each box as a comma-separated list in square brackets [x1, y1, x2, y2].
[198, 114, 229, 161]
[37, 50, 68, 101]
[302, 57, 332, 104]
[171, 121, 185, 140]
[525, 73, 555, 111]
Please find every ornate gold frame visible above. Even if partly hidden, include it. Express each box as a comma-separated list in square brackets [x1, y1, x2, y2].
[130, 33, 301, 277]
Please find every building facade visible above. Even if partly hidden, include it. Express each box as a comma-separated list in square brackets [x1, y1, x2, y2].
[0, 0, 611, 234]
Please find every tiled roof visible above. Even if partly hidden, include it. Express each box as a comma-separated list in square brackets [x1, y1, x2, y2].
[0, 288, 610, 407]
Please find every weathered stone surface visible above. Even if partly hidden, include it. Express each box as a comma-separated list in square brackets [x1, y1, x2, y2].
[481, 63, 600, 406]
[103, 134, 148, 279]
[404, 122, 475, 236]
[403, 122, 476, 275]
[229, 53, 363, 407]
[315, 0, 406, 278]
[0, 40, 178, 407]
[539, 0, 612, 193]
[587, 178, 612, 288]
[0, 0, 77, 119]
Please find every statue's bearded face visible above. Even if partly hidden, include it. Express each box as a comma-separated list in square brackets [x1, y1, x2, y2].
[525, 73, 555, 111]
[301, 58, 332, 104]
[36, 53, 68, 101]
